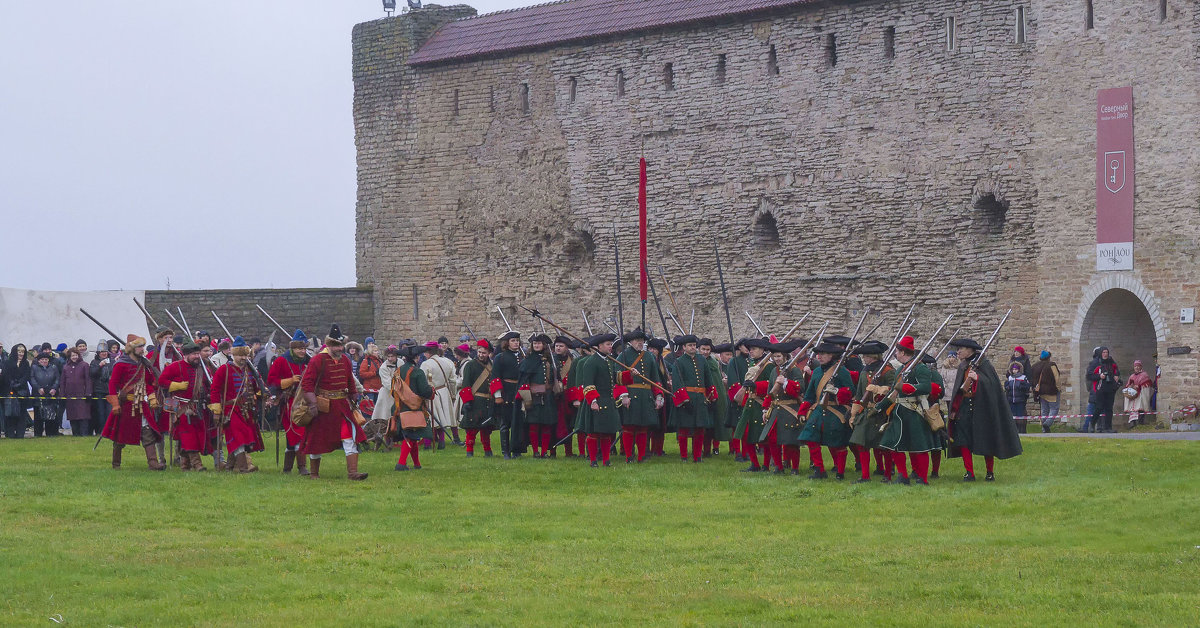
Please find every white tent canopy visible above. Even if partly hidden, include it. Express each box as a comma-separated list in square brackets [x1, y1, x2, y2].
[0, 287, 150, 352]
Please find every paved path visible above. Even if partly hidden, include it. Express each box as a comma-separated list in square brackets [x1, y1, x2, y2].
[1021, 431, 1200, 441]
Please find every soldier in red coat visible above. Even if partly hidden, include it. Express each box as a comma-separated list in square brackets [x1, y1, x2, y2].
[208, 336, 266, 473]
[269, 329, 311, 475]
[300, 325, 368, 480]
[158, 342, 213, 471]
[100, 334, 163, 470]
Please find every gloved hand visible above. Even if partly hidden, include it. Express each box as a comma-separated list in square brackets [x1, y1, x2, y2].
[207, 402, 223, 416]
[169, 381, 188, 392]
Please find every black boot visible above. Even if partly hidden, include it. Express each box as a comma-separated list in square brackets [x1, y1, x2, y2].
[499, 429, 511, 460]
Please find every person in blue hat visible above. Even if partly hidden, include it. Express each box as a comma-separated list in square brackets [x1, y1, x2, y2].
[208, 336, 266, 473]
[268, 330, 311, 475]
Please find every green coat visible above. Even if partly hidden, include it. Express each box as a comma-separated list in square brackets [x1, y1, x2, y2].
[669, 353, 712, 429]
[457, 357, 493, 430]
[725, 354, 749, 428]
[766, 364, 808, 444]
[849, 360, 897, 449]
[878, 361, 937, 453]
[705, 356, 730, 439]
[735, 358, 775, 444]
[519, 351, 558, 425]
[573, 353, 622, 435]
[393, 361, 434, 440]
[797, 363, 854, 447]
[619, 346, 662, 427]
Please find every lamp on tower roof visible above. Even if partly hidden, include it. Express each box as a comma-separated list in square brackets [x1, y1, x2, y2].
[382, 0, 396, 16]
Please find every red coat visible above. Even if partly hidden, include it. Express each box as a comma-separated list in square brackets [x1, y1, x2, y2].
[210, 362, 265, 455]
[268, 354, 308, 448]
[158, 359, 213, 454]
[299, 351, 364, 455]
[101, 357, 158, 446]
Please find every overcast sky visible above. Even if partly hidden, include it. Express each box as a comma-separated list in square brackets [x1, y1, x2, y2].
[1, 0, 533, 292]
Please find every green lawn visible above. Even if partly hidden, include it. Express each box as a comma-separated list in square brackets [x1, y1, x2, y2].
[1, 437, 1197, 627]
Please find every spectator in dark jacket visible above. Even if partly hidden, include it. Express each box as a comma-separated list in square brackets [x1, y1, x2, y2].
[30, 352, 62, 437]
[1009, 346, 1032, 377]
[4, 344, 31, 438]
[1005, 361, 1031, 433]
[1086, 346, 1120, 433]
[1027, 350, 1061, 433]
[61, 348, 92, 436]
[90, 342, 115, 436]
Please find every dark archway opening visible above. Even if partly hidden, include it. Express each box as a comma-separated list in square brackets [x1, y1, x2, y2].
[973, 193, 1009, 235]
[752, 211, 780, 246]
[1078, 288, 1157, 424]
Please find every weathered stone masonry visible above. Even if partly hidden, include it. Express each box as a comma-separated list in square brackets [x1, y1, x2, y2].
[353, 0, 1199, 416]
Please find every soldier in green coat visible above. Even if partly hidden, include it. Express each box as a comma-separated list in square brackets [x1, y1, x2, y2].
[877, 336, 938, 485]
[519, 334, 559, 458]
[726, 339, 751, 461]
[668, 335, 716, 463]
[734, 338, 775, 472]
[647, 337, 671, 456]
[763, 340, 808, 474]
[617, 328, 663, 463]
[797, 341, 856, 479]
[573, 333, 625, 467]
[848, 340, 897, 483]
[923, 353, 949, 479]
[699, 339, 729, 456]
[457, 339, 495, 457]
[393, 345, 435, 471]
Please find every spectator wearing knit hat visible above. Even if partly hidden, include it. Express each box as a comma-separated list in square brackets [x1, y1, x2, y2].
[1027, 350, 1061, 433]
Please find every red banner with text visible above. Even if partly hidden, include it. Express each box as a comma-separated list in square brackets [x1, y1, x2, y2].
[1096, 87, 1134, 270]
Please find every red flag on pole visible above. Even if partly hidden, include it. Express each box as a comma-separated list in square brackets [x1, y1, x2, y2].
[638, 157, 648, 302]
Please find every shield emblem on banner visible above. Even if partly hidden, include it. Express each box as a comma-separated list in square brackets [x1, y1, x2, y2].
[1104, 151, 1126, 193]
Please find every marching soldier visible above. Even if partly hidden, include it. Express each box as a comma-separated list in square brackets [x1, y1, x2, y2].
[725, 339, 750, 461]
[948, 338, 1023, 481]
[573, 333, 625, 467]
[698, 338, 729, 457]
[100, 334, 162, 470]
[490, 331, 528, 459]
[712, 342, 737, 456]
[617, 328, 663, 463]
[551, 336, 578, 457]
[668, 335, 716, 463]
[208, 337, 266, 474]
[923, 353, 948, 478]
[392, 345, 436, 470]
[158, 342, 212, 471]
[268, 330, 310, 475]
[764, 340, 808, 474]
[734, 338, 775, 472]
[299, 326, 369, 480]
[877, 336, 938, 485]
[457, 339, 495, 457]
[520, 333, 559, 458]
[848, 340, 896, 483]
[797, 341, 856, 479]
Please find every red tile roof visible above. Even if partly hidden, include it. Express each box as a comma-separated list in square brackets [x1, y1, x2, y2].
[408, 0, 819, 66]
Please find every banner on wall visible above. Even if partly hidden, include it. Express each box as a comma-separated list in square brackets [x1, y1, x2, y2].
[1096, 87, 1135, 271]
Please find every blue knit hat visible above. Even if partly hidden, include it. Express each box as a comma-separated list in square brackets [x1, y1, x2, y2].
[55, 343, 68, 352]
[1040, 350, 1051, 359]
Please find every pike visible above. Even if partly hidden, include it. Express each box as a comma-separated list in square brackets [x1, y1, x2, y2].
[80, 308, 162, 451]
[165, 309, 189, 339]
[581, 309, 594, 336]
[757, 321, 830, 442]
[656, 265, 684, 329]
[177, 308, 194, 341]
[133, 297, 161, 330]
[745, 312, 766, 337]
[646, 273, 672, 340]
[497, 306, 526, 357]
[714, 244, 735, 344]
[520, 306, 671, 396]
[463, 320, 479, 342]
[688, 308, 695, 334]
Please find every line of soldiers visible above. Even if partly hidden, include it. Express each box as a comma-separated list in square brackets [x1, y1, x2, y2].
[452, 322, 1022, 482]
[100, 325, 370, 480]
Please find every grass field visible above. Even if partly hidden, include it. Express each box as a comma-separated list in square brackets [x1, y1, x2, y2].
[1, 436, 1197, 627]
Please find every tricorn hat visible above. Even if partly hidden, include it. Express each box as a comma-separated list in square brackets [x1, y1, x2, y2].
[498, 330, 520, 343]
[742, 337, 774, 351]
[530, 333, 552, 345]
[851, 340, 889, 355]
[921, 353, 938, 365]
[677, 334, 699, 346]
[713, 342, 734, 353]
[583, 333, 617, 348]
[698, 337, 713, 348]
[648, 338, 668, 351]
[553, 335, 572, 347]
[622, 327, 648, 342]
[949, 338, 984, 351]
[812, 342, 845, 355]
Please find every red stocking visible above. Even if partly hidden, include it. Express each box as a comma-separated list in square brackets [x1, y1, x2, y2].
[873, 448, 885, 473]
[586, 435, 598, 463]
[540, 430, 551, 455]
[481, 429, 492, 452]
[831, 448, 848, 475]
[410, 443, 422, 468]
[857, 448, 871, 480]
[784, 445, 799, 471]
[398, 440, 411, 466]
[931, 450, 942, 475]
[528, 425, 541, 456]
[748, 445, 761, 469]
[911, 452, 929, 483]
[464, 429, 477, 454]
[621, 429, 634, 459]
[678, 429, 690, 460]
[635, 430, 648, 462]
[691, 429, 704, 462]
[652, 431, 664, 455]
[600, 435, 612, 465]
[577, 433, 587, 457]
[730, 438, 741, 455]
[891, 451, 908, 479]
[961, 447, 975, 476]
[807, 443, 825, 472]
[985, 455, 995, 474]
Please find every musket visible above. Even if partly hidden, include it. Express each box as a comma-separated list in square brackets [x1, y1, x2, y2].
[535, 313, 561, 375]
[646, 273, 672, 341]
[521, 306, 671, 396]
[758, 321, 830, 442]
[742, 312, 810, 384]
[958, 309, 1012, 399]
[80, 308, 162, 450]
[612, 221, 626, 337]
[666, 310, 686, 336]
[714, 244, 735, 344]
[778, 313, 811, 343]
[177, 308, 194, 339]
[581, 310, 594, 336]
[463, 321, 479, 342]
[133, 298, 161, 330]
[165, 309, 189, 338]
[883, 314, 954, 398]
[854, 317, 917, 406]
[497, 306, 526, 357]
[688, 309, 695, 334]
[816, 308, 873, 406]
[212, 310, 272, 450]
[657, 265, 685, 330]
[256, 304, 290, 337]
[744, 312, 766, 337]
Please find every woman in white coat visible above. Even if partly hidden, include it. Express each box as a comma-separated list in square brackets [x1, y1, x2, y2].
[420, 342, 460, 448]
[371, 346, 400, 423]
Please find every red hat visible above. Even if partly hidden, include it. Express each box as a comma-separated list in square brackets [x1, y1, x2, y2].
[456, 343, 470, 353]
[897, 336, 916, 352]
[476, 339, 492, 351]
[1014, 346, 1025, 355]
[424, 341, 440, 349]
